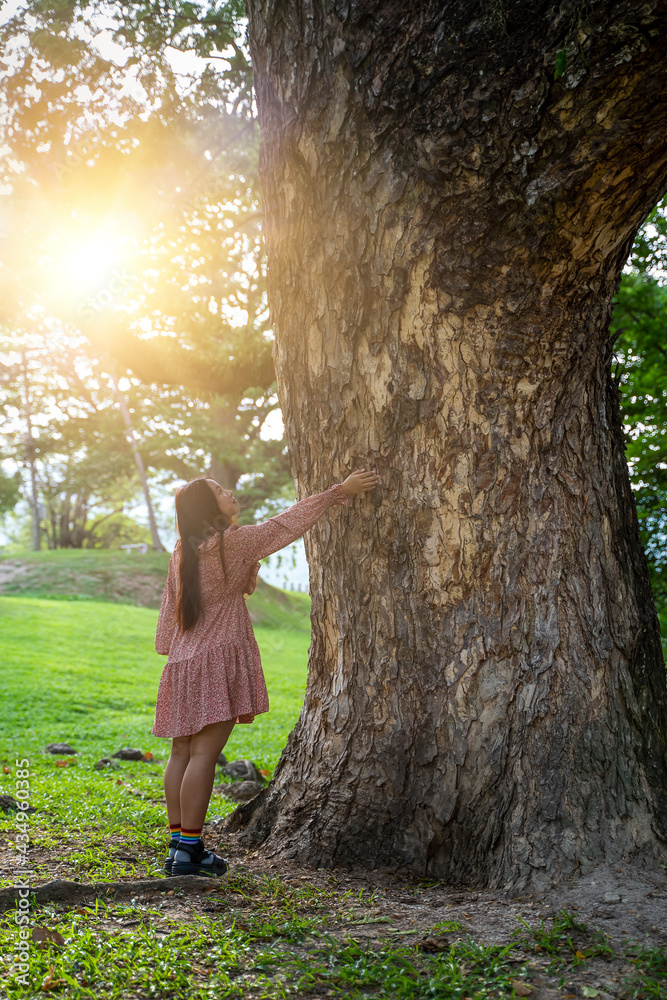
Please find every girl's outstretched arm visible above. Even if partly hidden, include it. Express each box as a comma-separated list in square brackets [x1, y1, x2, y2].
[226, 483, 350, 564]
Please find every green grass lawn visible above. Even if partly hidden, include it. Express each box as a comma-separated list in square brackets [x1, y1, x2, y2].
[0, 595, 310, 772]
[0, 589, 311, 888]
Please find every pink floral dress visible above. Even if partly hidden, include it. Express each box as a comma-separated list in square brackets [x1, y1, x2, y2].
[151, 483, 350, 738]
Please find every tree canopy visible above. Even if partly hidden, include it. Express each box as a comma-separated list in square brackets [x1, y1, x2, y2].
[0, 1, 296, 547]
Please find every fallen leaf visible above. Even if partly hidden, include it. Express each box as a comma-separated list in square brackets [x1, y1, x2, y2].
[41, 967, 67, 990]
[32, 927, 66, 948]
[418, 935, 450, 952]
[581, 988, 600, 998]
[55, 760, 75, 767]
[511, 983, 534, 997]
[463, 912, 472, 919]
[143, 751, 154, 761]
[346, 916, 393, 926]
[575, 950, 586, 959]
[3, 766, 10, 773]
[259, 769, 271, 779]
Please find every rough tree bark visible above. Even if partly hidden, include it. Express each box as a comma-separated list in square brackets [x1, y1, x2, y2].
[231, 0, 667, 890]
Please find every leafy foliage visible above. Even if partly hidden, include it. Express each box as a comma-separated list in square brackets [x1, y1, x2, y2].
[0, 1, 294, 546]
[611, 197, 667, 646]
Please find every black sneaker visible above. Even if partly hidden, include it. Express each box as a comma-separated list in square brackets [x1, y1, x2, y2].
[163, 847, 177, 876]
[171, 839, 228, 878]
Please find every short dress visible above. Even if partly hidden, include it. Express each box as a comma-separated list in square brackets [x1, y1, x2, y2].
[151, 482, 350, 738]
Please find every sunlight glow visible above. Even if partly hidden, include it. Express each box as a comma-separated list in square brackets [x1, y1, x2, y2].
[260, 408, 284, 441]
[48, 227, 127, 298]
[64, 234, 116, 282]
[39, 212, 143, 318]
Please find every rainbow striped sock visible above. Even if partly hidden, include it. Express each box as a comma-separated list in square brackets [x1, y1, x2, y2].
[169, 823, 181, 848]
[178, 827, 202, 851]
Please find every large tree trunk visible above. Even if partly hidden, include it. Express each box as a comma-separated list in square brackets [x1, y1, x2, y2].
[232, 0, 667, 890]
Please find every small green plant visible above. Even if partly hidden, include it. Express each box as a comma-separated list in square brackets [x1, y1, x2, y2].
[430, 919, 464, 933]
[341, 886, 378, 904]
[512, 908, 614, 973]
[621, 941, 667, 999]
[481, 0, 508, 35]
[513, 908, 587, 951]
[554, 48, 568, 79]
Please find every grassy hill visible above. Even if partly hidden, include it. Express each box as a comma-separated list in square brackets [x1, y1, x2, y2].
[0, 548, 311, 630]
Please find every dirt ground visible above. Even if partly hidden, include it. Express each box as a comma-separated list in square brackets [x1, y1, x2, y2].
[217, 841, 667, 998]
[217, 827, 667, 953]
[3, 818, 664, 1000]
[0, 561, 30, 587]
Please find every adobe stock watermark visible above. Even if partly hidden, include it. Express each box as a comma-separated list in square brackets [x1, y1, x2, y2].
[13, 757, 33, 988]
[47, 127, 98, 185]
[77, 269, 135, 323]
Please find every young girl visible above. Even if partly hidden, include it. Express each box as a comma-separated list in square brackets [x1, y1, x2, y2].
[152, 468, 381, 878]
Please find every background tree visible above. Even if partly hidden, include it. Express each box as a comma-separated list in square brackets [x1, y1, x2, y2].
[1, 332, 141, 549]
[0, 0, 292, 537]
[611, 198, 667, 652]
[0, 323, 290, 548]
[228, 0, 667, 891]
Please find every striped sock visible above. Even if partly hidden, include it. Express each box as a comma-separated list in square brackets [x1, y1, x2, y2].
[169, 823, 181, 848]
[178, 827, 203, 850]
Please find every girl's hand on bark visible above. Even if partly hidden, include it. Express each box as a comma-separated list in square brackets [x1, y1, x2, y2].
[341, 468, 381, 497]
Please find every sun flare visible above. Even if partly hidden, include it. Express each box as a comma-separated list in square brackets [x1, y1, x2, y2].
[42, 214, 140, 309]
[57, 231, 122, 288]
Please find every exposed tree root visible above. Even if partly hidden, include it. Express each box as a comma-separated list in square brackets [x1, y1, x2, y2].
[0, 874, 219, 912]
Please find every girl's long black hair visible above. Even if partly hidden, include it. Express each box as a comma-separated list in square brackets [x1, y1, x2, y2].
[174, 477, 232, 634]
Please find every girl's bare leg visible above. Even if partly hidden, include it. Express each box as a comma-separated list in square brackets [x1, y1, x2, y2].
[179, 719, 236, 832]
[164, 735, 192, 827]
